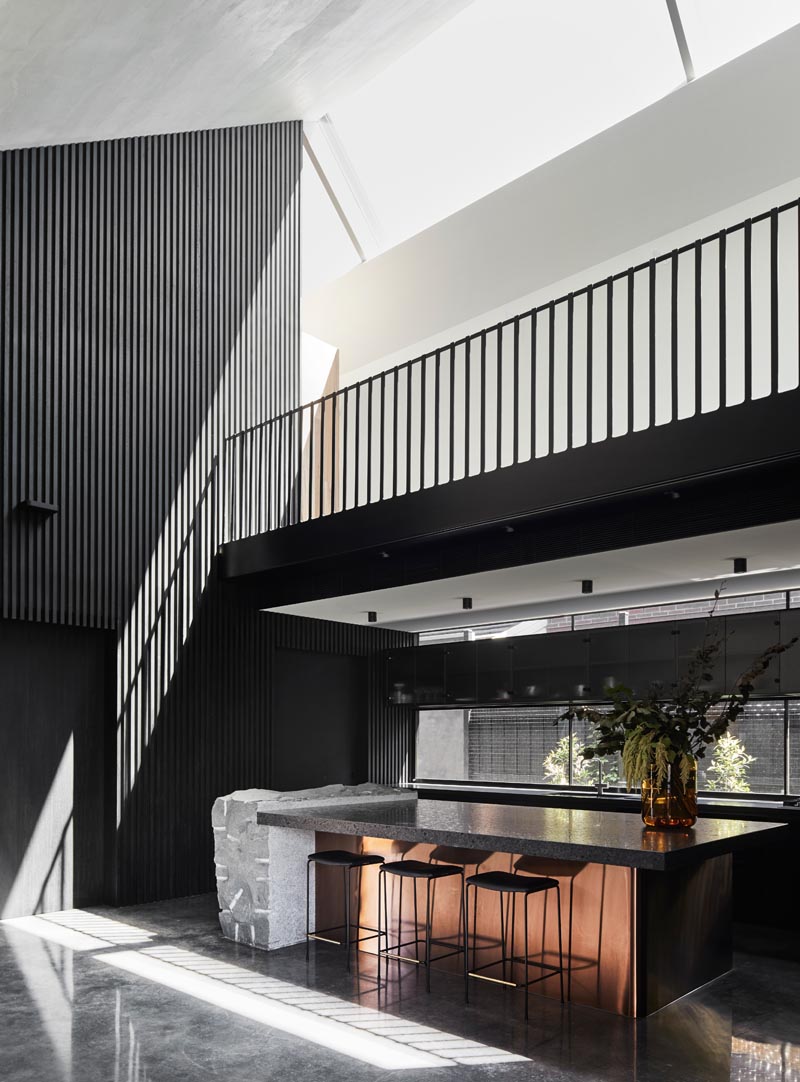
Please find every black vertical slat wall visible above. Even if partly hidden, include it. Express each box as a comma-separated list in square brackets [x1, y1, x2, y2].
[0, 122, 413, 905]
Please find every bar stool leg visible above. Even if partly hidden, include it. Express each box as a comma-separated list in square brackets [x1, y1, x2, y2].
[344, 866, 351, 972]
[377, 868, 384, 990]
[499, 892, 507, 982]
[413, 879, 420, 962]
[511, 892, 516, 986]
[524, 893, 530, 1022]
[556, 883, 565, 1003]
[306, 859, 311, 962]
[425, 877, 432, 992]
[464, 882, 471, 1004]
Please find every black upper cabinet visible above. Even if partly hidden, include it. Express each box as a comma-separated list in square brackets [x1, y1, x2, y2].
[444, 640, 477, 704]
[675, 617, 725, 693]
[627, 622, 678, 697]
[387, 647, 415, 704]
[513, 632, 588, 702]
[386, 608, 800, 706]
[585, 626, 628, 699]
[724, 610, 782, 696]
[779, 609, 800, 694]
[477, 640, 514, 703]
[414, 644, 446, 705]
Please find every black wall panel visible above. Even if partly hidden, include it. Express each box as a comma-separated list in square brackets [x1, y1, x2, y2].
[0, 121, 415, 907]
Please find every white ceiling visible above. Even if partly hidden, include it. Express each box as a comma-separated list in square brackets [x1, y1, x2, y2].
[268, 520, 800, 630]
[0, 0, 470, 150]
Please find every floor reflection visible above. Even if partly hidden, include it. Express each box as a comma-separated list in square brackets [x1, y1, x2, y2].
[1, 898, 799, 1082]
[731, 1038, 800, 1082]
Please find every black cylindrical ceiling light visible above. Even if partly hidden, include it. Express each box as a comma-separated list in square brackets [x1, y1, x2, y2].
[367, 611, 378, 623]
[581, 580, 593, 594]
[462, 597, 473, 610]
[733, 557, 748, 574]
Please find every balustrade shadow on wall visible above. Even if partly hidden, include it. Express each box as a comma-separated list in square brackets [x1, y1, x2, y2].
[225, 198, 800, 545]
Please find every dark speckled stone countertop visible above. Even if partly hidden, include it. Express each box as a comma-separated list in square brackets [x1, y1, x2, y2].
[257, 798, 786, 871]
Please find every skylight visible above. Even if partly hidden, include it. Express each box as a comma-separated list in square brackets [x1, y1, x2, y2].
[305, 1, 800, 271]
[326, 0, 684, 250]
[676, 0, 800, 78]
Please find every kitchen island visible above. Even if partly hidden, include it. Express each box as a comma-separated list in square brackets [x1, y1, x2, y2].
[216, 791, 785, 1017]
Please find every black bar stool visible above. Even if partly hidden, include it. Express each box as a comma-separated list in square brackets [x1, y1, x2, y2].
[465, 870, 565, 1019]
[378, 860, 466, 992]
[306, 850, 385, 971]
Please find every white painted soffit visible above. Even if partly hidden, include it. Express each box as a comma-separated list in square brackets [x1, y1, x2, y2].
[0, 0, 470, 151]
[267, 520, 800, 631]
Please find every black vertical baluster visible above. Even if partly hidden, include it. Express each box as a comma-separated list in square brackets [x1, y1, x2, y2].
[566, 298, 574, 450]
[586, 292, 593, 444]
[331, 392, 337, 513]
[670, 252, 678, 422]
[434, 350, 441, 485]
[626, 271, 634, 434]
[307, 403, 314, 521]
[648, 261, 656, 429]
[530, 311, 538, 457]
[342, 387, 349, 511]
[606, 279, 614, 437]
[448, 345, 455, 482]
[354, 385, 361, 507]
[719, 231, 727, 409]
[256, 427, 263, 534]
[392, 369, 399, 497]
[279, 413, 285, 528]
[464, 338, 471, 476]
[379, 372, 386, 501]
[694, 240, 702, 416]
[420, 354, 427, 489]
[512, 319, 520, 462]
[770, 207, 779, 395]
[319, 397, 326, 516]
[480, 330, 487, 473]
[406, 365, 412, 493]
[548, 304, 556, 455]
[237, 430, 245, 536]
[496, 324, 503, 468]
[295, 410, 302, 525]
[744, 218, 752, 402]
[367, 378, 374, 502]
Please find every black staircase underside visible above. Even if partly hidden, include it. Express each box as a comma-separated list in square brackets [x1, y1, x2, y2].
[221, 389, 800, 609]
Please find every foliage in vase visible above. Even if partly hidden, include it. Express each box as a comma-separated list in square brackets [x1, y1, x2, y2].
[561, 590, 796, 791]
[542, 734, 620, 787]
[705, 732, 756, 793]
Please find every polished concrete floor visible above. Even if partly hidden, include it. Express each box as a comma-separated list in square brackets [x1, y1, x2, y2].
[1, 894, 799, 1082]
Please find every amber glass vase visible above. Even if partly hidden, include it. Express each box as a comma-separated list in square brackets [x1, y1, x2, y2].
[641, 759, 698, 829]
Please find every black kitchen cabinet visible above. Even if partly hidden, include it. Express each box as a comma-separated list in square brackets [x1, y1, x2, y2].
[444, 640, 477, 704]
[477, 640, 514, 703]
[675, 617, 725, 693]
[585, 625, 628, 699]
[779, 609, 800, 695]
[627, 622, 677, 696]
[725, 611, 782, 696]
[387, 647, 415, 705]
[513, 632, 588, 702]
[414, 644, 446, 705]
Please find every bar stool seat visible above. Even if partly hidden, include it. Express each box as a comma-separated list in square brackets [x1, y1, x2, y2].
[466, 871, 560, 893]
[383, 859, 463, 879]
[308, 850, 384, 868]
[306, 850, 385, 971]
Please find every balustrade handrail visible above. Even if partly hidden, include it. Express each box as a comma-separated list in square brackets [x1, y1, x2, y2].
[224, 196, 800, 543]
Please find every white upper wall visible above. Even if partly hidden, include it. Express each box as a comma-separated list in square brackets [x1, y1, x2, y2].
[302, 24, 800, 378]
